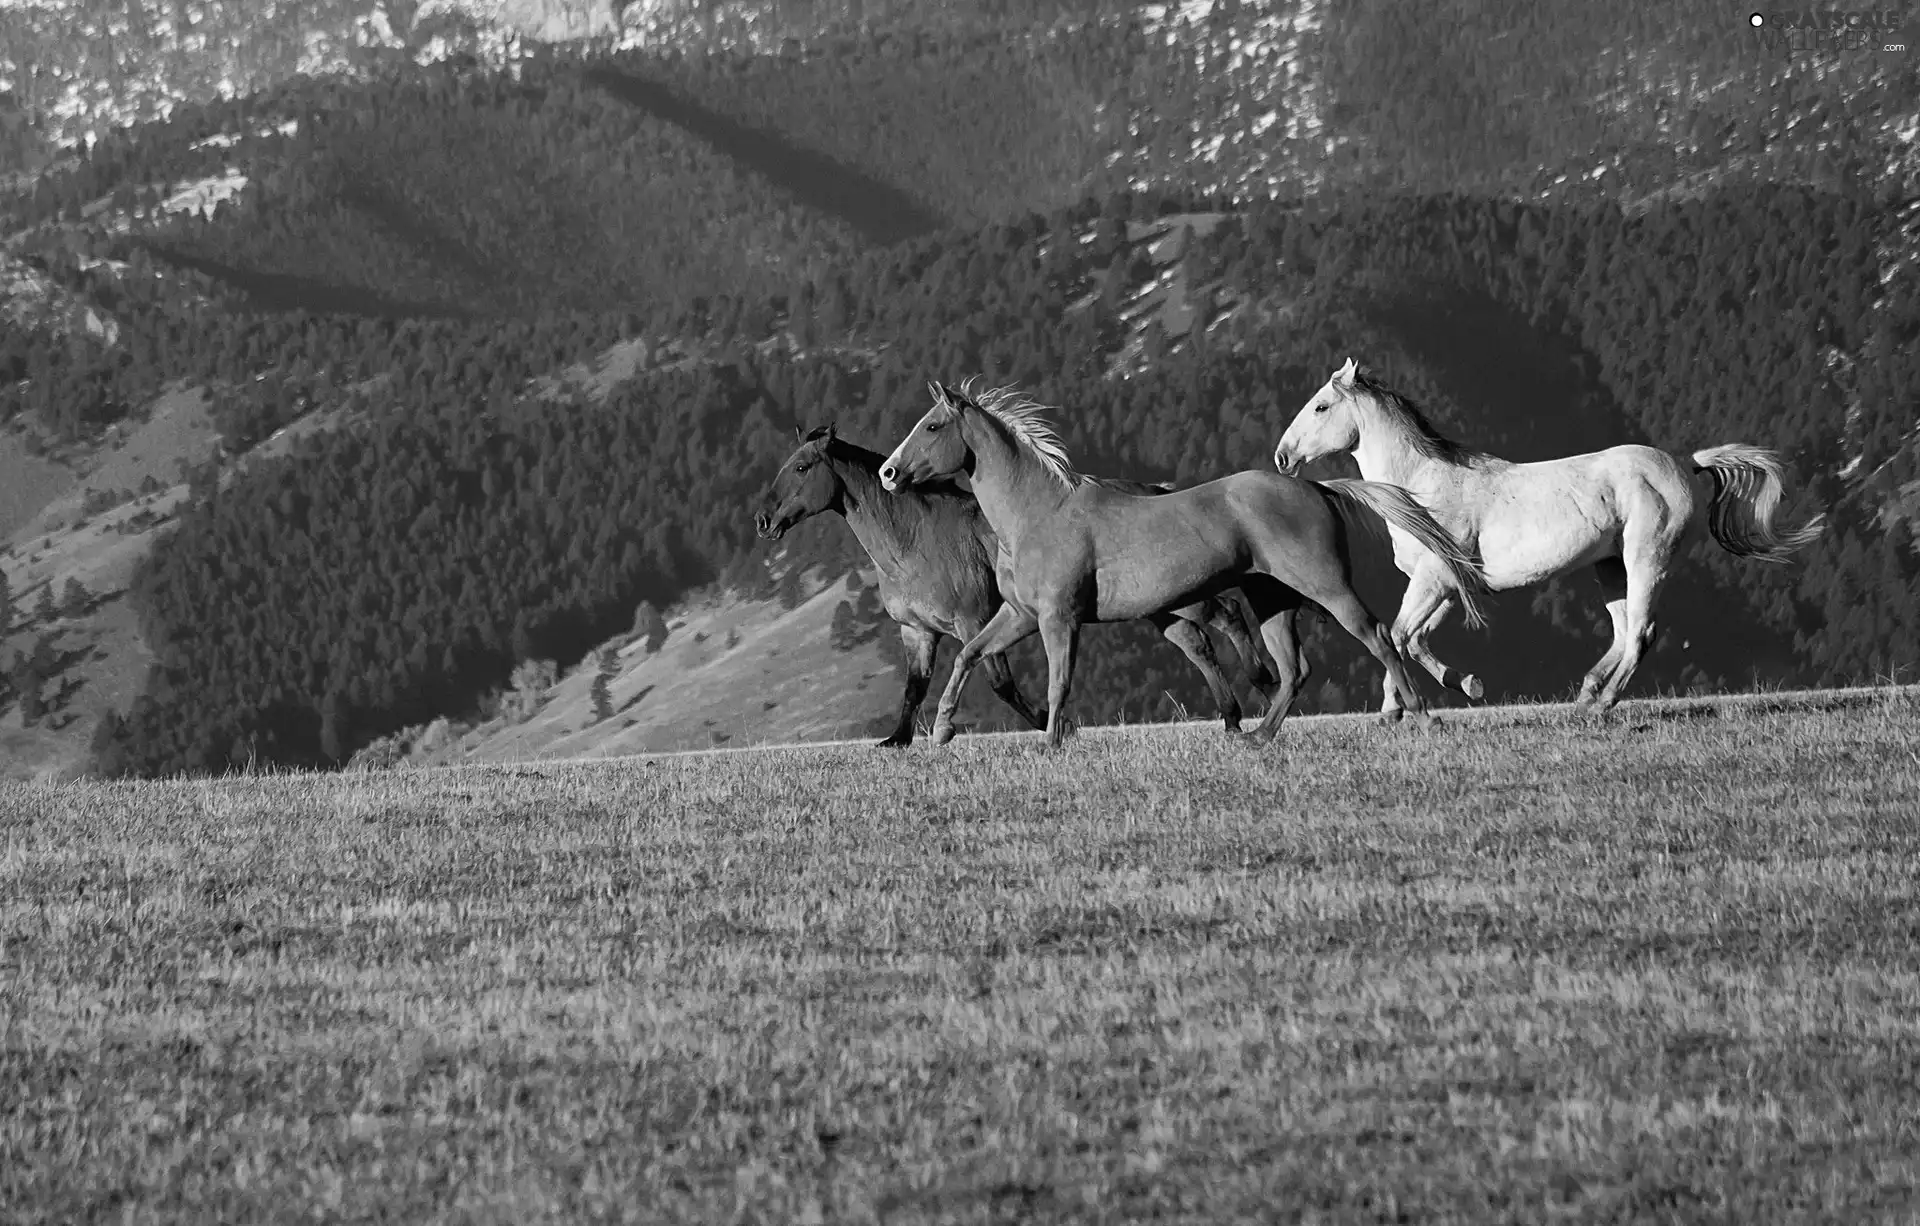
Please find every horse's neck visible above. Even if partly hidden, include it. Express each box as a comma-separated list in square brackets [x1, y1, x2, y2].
[962, 420, 1063, 553]
[1352, 401, 1450, 491]
[830, 447, 917, 577]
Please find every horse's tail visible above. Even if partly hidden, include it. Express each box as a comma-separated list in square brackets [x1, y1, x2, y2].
[1317, 478, 1491, 630]
[1689, 444, 1826, 564]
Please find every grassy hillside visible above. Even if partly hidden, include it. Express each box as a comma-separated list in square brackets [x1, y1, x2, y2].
[390, 571, 909, 765]
[6, 690, 1919, 1220]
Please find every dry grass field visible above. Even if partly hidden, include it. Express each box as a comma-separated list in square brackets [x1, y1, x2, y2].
[5, 690, 1920, 1223]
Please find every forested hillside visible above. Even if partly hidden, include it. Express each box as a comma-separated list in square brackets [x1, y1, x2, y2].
[3, 0, 1914, 776]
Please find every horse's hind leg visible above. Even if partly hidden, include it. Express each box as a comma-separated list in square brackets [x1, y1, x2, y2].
[1593, 536, 1675, 710]
[878, 623, 939, 748]
[979, 651, 1047, 731]
[1238, 575, 1306, 744]
[932, 603, 1039, 745]
[1320, 588, 1430, 724]
[1575, 559, 1630, 706]
[1152, 610, 1243, 733]
[1204, 590, 1281, 699]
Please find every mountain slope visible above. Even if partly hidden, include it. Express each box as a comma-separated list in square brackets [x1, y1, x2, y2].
[2, 1, 1915, 778]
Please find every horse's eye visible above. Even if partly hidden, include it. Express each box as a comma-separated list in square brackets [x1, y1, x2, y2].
[795, 462, 810, 474]
[925, 421, 941, 433]
[1314, 403, 1328, 414]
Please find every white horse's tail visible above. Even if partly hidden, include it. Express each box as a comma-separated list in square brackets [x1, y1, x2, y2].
[1690, 444, 1826, 564]
[1318, 478, 1491, 629]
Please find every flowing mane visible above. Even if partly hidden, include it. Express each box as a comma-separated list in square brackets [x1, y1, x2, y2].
[1350, 370, 1489, 467]
[959, 377, 1085, 488]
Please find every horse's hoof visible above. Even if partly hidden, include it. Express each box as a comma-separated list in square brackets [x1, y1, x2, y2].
[875, 734, 911, 749]
[1461, 674, 1485, 701]
[931, 722, 958, 745]
[1380, 708, 1405, 725]
[1222, 721, 1243, 736]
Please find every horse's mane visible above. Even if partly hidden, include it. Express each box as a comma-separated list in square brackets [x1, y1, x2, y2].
[958, 377, 1084, 489]
[1349, 370, 1489, 467]
[816, 431, 972, 501]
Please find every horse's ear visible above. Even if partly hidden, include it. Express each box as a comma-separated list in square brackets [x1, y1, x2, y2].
[793, 423, 806, 440]
[825, 421, 837, 441]
[1334, 357, 1358, 385]
[937, 381, 963, 408]
[926, 380, 948, 406]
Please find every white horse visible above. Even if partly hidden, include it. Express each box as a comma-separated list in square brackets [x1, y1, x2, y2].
[1272, 358, 1826, 712]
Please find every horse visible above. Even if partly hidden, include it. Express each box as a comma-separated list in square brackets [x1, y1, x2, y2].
[753, 424, 1280, 747]
[877, 380, 1489, 749]
[1272, 358, 1826, 712]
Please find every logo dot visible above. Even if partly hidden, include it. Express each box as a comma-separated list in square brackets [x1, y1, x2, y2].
[1749, 11, 1765, 25]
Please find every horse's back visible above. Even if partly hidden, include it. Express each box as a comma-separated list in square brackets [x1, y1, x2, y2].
[1467, 444, 1695, 587]
[1067, 470, 1336, 574]
[1499, 445, 1694, 516]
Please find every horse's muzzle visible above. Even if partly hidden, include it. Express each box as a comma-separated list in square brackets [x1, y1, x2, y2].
[1273, 446, 1300, 476]
[754, 511, 787, 541]
[879, 463, 902, 491]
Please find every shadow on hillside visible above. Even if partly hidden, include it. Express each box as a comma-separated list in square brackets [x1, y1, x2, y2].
[582, 67, 943, 246]
[141, 246, 473, 318]
[1362, 284, 1630, 460]
[338, 179, 498, 293]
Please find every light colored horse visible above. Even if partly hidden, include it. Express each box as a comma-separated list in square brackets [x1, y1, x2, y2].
[879, 380, 1489, 749]
[1272, 358, 1826, 712]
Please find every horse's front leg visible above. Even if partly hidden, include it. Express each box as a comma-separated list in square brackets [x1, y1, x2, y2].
[877, 623, 939, 748]
[954, 613, 1046, 731]
[1395, 567, 1484, 701]
[1037, 609, 1082, 749]
[932, 603, 1039, 745]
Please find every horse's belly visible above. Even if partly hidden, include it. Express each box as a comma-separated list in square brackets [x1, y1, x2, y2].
[1092, 550, 1233, 621]
[1476, 517, 1618, 589]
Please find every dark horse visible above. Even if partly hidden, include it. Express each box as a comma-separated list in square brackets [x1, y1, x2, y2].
[755, 424, 1279, 747]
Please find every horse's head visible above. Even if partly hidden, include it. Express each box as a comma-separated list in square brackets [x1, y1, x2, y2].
[755, 424, 844, 541]
[1274, 357, 1366, 475]
[880, 381, 972, 491]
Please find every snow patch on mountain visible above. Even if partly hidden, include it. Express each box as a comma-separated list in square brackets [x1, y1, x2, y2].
[1, 250, 120, 346]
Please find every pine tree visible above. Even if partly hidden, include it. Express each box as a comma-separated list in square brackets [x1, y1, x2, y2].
[590, 648, 616, 722]
[319, 691, 349, 763]
[61, 577, 89, 617]
[775, 564, 808, 611]
[829, 600, 861, 651]
[632, 601, 669, 653]
[17, 667, 43, 726]
[33, 583, 55, 623]
[0, 568, 11, 631]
